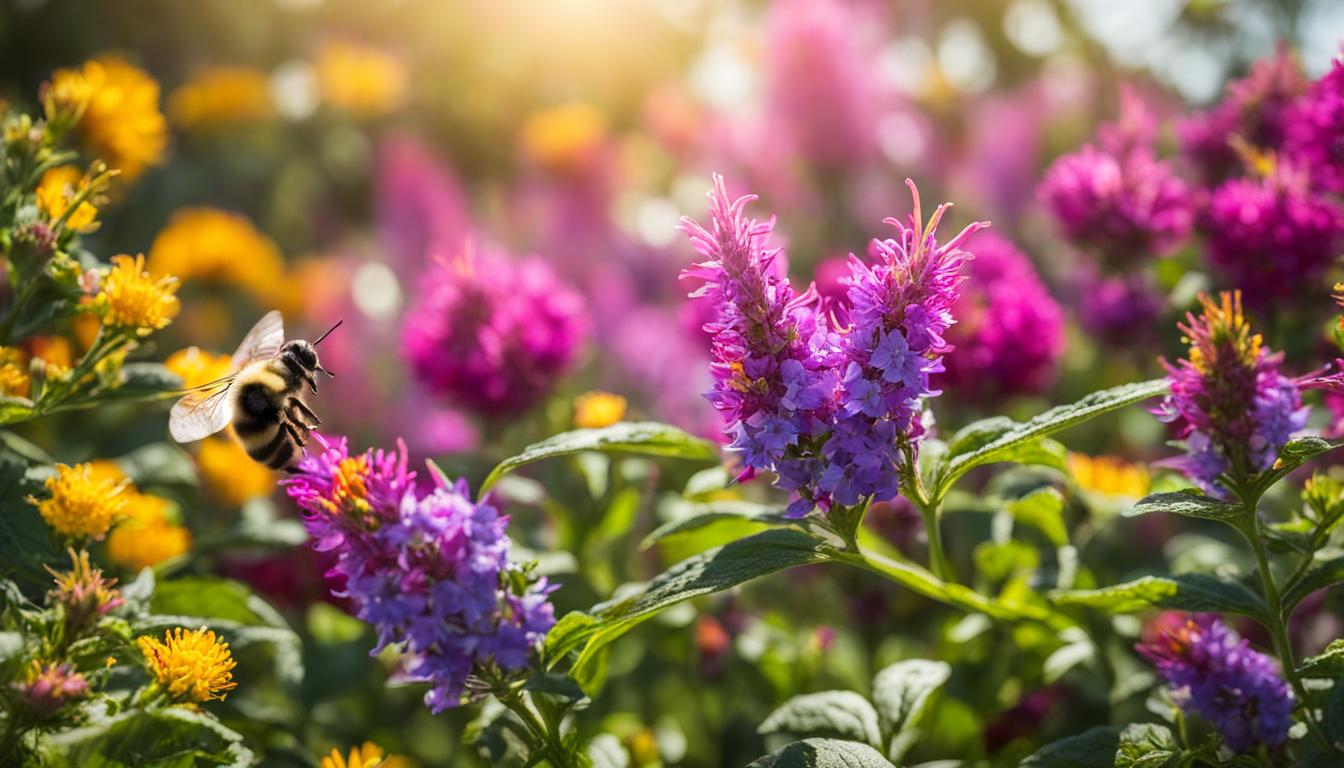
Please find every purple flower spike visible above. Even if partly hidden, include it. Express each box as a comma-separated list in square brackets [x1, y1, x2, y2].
[1138, 614, 1293, 752]
[285, 436, 555, 713]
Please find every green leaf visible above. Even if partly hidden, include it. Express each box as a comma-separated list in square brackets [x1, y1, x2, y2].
[1114, 723, 1178, 768]
[0, 395, 35, 425]
[478, 422, 718, 498]
[592, 486, 641, 544]
[113, 362, 183, 396]
[870, 659, 951, 761]
[758, 691, 883, 748]
[1258, 437, 1343, 490]
[1298, 639, 1344, 678]
[640, 500, 791, 550]
[542, 611, 603, 667]
[1052, 573, 1267, 622]
[936, 379, 1168, 497]
[747, 739, 895, 768]
[45, 707, 253, 768]
[1022, 725, 1124, 768]
[1284, 555, 1344, 614]
[524, 673, 590, 705]
[0, 444, 60, 594]
[1010, 487, 1069, 548]
[115, 443, 198, 487]
[1124, 491, 1244, 526]
[568, 528, 829, 677]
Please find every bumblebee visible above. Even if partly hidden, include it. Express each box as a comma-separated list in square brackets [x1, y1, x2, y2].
[169, 311, 341, 470]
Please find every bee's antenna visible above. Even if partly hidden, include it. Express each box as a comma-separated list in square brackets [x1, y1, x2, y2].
[312, 319, 343, 347]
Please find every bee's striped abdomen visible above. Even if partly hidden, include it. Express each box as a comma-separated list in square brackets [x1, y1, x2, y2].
[232, 365, 302, 469]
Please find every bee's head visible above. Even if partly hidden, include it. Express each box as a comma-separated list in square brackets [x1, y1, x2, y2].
[281, 340, 319, 371]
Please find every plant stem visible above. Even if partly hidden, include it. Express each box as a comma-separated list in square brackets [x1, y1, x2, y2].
[498, 689, 575, 768]
[1238, 496, 1334, 752]
[900, 442, 955, 582]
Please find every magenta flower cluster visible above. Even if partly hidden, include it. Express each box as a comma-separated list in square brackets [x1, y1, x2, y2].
[1286, 54, 1344, 194]
[1203, 163, 1344, 310]
[1155, 293, 1307, 494]
[402, 242, 587, 417]
[284, 435, 556, 713]
[682, 175, 986, 516]
[1038, 90, 1191, 266]
[1137, 614, 1293, 752]
[942, 232, 1064, 401]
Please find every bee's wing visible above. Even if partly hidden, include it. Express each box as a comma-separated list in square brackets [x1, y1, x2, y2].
[232, 310, 285, 369]
[169, 381, 236, 443]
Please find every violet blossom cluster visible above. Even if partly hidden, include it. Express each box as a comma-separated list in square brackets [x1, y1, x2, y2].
[1285, 54, 1344, 195]
[941, 232, 1064, 402]
[1038, 89, 1192, 268]
[682, 175, 986, 516]
[1137, 613, 1293, 752]
[1155, 292, 1308, 494]
[285, 435, 555, 713]
[402, 241, 587, 417]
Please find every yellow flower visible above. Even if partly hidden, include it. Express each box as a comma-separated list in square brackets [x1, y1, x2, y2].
[520, 102, 607, 176]
[320, 742, 407, 768]
[107, 493, 191, 571]
[0, 346, 30, 398]
[52, 55, 167, 181]
[165, 347, 233, 390]
[96, 254, 180, 335]
[574, 390, 627, 429]
[72, 312, 101, 351]
[168, 66, 273, 130]
[36, 166, 99, 232]
[197, 436, 275, 507]
[147, 208, 284, 302]
[84, 460, 125, 485]
[29, 463, 128, 538]
[42, 66, 93, 129]
[1067, 453, 1150, 500]
[315, 41, 407, 116]
[137, 627, 237, 703]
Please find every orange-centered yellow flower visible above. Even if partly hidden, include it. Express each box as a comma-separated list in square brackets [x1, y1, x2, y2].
[49, 55, 167, 181]
[319, 742, 403, 768]
[196, 436, 275, 507]
[0, 346, 30, 398]
[574, 390, 627, 429]
[164, 347, 233, 390]
[137, 627, 237, 703]
[36, 166, 99, 232]
[106, 493, 191, 571]
[29, 463, 128, 538]
[315, 41, 408, 116]
[96, 254, 180, 335]
[1067, 453, 1151, 500]
[521, 102, 607, 176]
[168, 66, 273, 129]
[147, 208, 284, 302]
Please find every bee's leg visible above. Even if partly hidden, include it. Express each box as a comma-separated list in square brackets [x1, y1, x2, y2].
[283, 419, 308, 449]
[288, 397, 321, 428]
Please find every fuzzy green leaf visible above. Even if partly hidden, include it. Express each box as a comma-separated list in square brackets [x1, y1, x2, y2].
[1052, 573, 1267, 622]
[1298, 639, 1344, 678]
[747, 739, 895, 768]
[478, 422, 718, 498]
[871, 659, 951, 761]
[758, 691, 883, 748]
[1124, 491, 1244, 526]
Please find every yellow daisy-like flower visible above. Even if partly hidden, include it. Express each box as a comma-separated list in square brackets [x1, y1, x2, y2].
[197, 436, 275, 507]
[29, 463, 128, 539]
[96, 254, 180, 336]
[42, 66, 93, 130]
[314, 41, 408, 116]
[168, 66, 273, 130]
[137, 626, 237, 704]
[521, 102, 607, 176]
[319, 742, 407, 768]
[50, 55, 167, 182]
[36, 166, 99, 233]
[147, 208, 284, 302]
[84, 459, 125, 485]
[1067, 453, 1150, 500]
[106, 493, 191, 571]
[0, 346, 30, 398]
[164, 347, 233, 390]
[574, 390, 627, 429]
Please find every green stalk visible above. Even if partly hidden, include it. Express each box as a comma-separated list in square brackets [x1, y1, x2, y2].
[900, 443, 955, 582]
[1237, 493, 1333, 753]
[495, 686, 576, 768]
